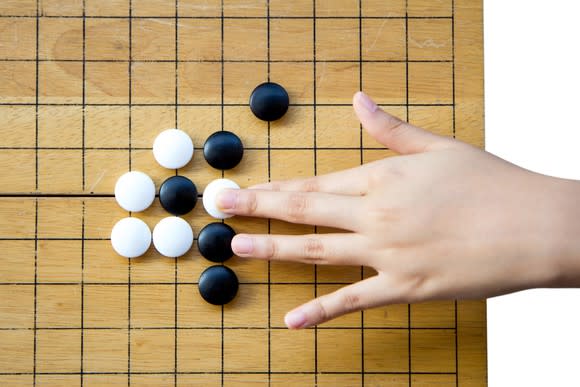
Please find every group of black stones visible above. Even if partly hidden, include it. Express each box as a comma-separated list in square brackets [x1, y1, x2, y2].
[112, 82, 289, 306]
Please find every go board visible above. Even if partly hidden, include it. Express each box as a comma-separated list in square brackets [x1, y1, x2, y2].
[0, 0, 485, 386]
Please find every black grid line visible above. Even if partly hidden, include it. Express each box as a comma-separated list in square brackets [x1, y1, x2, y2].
[0, 58, 453, 63]
[0, 281, 401, 286]
[81, 0, 87, 191]
[127, 2, 134, 385]
[34, 0, 39, 192]
[0, 238, 111, 241]
[452, 1, 457, 141]
[0, 14, 453, 20]
[0, 102, 455, 107]
[266, 1, 272, 386]
[173, 2, 180, 386]
[32, 198, 38, 386]
[405, 2, 412, 384]
[127, 4, 133, 173]
[452, 2, 459, 386]
[312, 1, 319, 384]
[0, 326, 457, 331]
[0, 146, 394, 152]
[0, 193, 114, 198]
[31, 2, 40, 385]
[0, 371, 462, 376]
[220, 2, 226, 385]
[358, 1, 365, 384]
[80, 199, 86, 387]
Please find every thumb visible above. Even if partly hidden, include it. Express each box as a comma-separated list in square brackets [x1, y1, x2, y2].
[353, 91, 452, 154]
[284, 276, 386, 329]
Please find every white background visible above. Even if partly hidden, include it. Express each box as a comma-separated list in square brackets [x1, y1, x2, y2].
[485, 1, 580, 386]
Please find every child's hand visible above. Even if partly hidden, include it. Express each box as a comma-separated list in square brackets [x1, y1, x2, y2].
[216, 92, 580, 329]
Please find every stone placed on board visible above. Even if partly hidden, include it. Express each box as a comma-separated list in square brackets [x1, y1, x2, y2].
[198, 265, 239, 305]
[153, 129, 194, 169]
[114, 171, 156, 212]
[203, 131, 244, 170]
[110, 217, 151, 258]
[249, 82, 289, 121]
[152, 216, 194, 258]
[202, 178, 240, 219]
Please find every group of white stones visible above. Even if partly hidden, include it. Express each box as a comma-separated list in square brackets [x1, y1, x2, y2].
[110, 129, 240, 259]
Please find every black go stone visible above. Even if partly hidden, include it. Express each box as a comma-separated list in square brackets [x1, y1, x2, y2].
[203, 131, 244, 170]
[197, 222, 236, 263]
[159, 175, 197, 216]
[198, 265, 239, 305]
[249, 82, 289, 121]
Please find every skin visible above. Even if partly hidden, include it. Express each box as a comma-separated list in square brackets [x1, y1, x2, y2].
[216, 91, 580, 329]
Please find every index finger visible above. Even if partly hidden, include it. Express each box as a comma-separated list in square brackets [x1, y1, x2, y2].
[216, 189, 363, 231]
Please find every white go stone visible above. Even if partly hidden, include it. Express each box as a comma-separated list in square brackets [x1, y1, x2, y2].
[202, 178, 240, 219]
[110, 217, 152, 258]
[114, 171, 156, 212]
[153, 129, 194, 169]
[153, 216, 194, 258]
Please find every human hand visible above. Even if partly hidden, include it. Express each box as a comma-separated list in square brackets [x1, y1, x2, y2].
[216, 91, 580, 329]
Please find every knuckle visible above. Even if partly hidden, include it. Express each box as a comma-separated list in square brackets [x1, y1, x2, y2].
[398, 273, 430, 304]
[269, 182, 282, 191]
[243, 190, 258, 215]
[338, 290, 361, 313]
[302, 237, 326, 264]
[285, 192, 309, 223]
[383, 115, 407, 139]
[264, 237, 279, 260]
[388, 117, 406, 133]
[301, 178, 320, 192]
[312, 298, 331, 322]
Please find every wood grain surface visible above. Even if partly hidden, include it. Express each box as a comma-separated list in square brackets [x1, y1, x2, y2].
[0, 1, 485, 386]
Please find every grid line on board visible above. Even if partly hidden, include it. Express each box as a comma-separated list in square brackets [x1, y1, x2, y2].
[173, 2, 180, 386]
[452, 1, 459, 386]
[404, 2, 412, 384]
[77, 4, 88, 373]
[5, 282, 429, 287]
[0, 15, 453, 20]
[80, 200, 86, 387]
[0, 58, 453, 63]
[127, 1, 134, 385]
[31, 0, 40, 384]
[0, 328, 455, 332]
[32, 199, 38, 386]
[358, 0, 365, 383]
[0, 371, 457, 376]
[0, 103, 455, 107]
[81, 0, 86, 191]
[219, 2, 225, 385]
[0, 282, 412, 288]
[312, 1, 319, 384]
[266, 1, 272, 385]
[33, 0, 39, 192]
[0, 147, 401, 152]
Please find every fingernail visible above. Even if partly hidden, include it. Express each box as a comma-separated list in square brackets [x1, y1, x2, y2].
[216, 189, 236, 210]
[357, 91, 377, 113]
[284, 310, 308, 329]
[232, 236, 253, 255]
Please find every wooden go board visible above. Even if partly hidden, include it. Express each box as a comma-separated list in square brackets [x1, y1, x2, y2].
[0, 0, 485, 386]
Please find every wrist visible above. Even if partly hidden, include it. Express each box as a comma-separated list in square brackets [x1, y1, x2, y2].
[535, 175, 580, 288]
